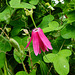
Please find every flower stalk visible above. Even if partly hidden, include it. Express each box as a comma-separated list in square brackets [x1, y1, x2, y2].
[30, 14, 37, 28]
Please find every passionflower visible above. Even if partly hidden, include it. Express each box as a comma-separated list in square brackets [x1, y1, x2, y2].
[25, 28, 53, 56]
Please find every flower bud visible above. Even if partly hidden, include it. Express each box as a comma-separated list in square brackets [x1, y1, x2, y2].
[9, 38, 20, 51]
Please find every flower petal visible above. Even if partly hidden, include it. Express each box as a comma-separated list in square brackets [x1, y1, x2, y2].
[39, 37, 46, 52]
[39, 48, 41, 54]
[39, 38, 48, 52]
[38, 35, 49, 52]
[45, 47, 49, 51]
[33, 32, 39, 56]
[25, 35, 32, 49]
[38, 28, 53, 50]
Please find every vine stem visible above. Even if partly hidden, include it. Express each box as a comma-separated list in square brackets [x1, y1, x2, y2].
[6, 0, 10, 6]
[30, 15, 37, 28]
[27, 37, 33, 69]
[21, 61, 26, 71]
[19, 56, 28, 73]
[21, 60, 28, 75]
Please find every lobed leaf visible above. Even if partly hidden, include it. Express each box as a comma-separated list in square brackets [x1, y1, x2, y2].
[58, 49, 72, 57]
[43, 21, 64, 33]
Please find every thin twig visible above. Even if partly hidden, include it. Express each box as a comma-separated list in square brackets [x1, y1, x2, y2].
[47, 64, 53, 75]
[59, 40, 65, 51]
[0, 28, 9, 39]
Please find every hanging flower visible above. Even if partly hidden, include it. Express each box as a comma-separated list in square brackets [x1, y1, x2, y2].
[25, 28, 53, 56]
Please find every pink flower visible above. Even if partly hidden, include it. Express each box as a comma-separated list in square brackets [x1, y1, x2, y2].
[25, 28, 53, 56]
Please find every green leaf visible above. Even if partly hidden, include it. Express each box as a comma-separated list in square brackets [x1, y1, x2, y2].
[0, 36, 11, 52]
[43, 53, 56, 63]
[11, 27, 21, 37]
[58, 49, 72, 57]
[67, 10, 75, 23]
[12, 36, 28, 51]
[29, 0, 39, 5]
[9, 0, 36, 9]
[14, 45, 26, 63]
[0, 52, 5, 68]
[55, 25, 64, 30]
[49, 21, 59, 28]
[13, 36, 28, 47]
[38, 15, 54, 28]
[16, 70, 36, 75]
[0, 7, 14, 23]
[39, 61, 48, 75]
[61, 25, 75, 39]
[13, 36, 22, 45]
[16, 71, 28, 75]
[43, 21, 64, 33]
[53, 56, 69, 75]
[22, 36, 28, 47]
[10, 19, 25, 27]
[43, 21, 59, 33]
[43, 49, 72, 64]
[51, 36, 64, 53]
[43, 48, 72, 75]
[43, 27, 51, 33]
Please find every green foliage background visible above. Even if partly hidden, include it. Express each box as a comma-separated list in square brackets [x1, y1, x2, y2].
[0, 0, 75, 75]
